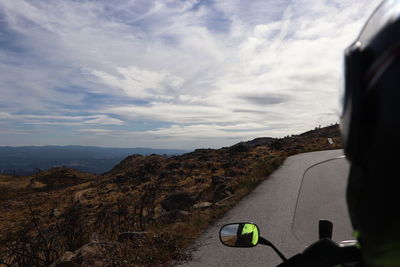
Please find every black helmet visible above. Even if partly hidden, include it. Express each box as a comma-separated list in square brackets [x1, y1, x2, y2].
[341, 1, 400, 264]
[341, 0, 400, 163]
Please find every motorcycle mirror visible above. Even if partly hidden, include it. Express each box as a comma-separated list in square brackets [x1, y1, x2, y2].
[219, 223, 259, 248]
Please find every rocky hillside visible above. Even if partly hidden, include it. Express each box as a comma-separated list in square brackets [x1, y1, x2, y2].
[0, 124, 342, 266]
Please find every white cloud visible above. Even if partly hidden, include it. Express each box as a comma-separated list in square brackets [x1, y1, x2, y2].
[0, 112, 13, 120]
[0, 112, 124, 126]
[106, 103, 234, 124]
[78, 128, 115, 135]
[91, 66, 183, 100]
[0, 0, 382, 148]
[0, 128, 47, 135]
[83, 115, 124, 125]
[145, 123, 283, 139]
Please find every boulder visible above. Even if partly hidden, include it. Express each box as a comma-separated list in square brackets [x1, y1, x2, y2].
[193, 202, 212, 209]
[161, 191, 197, 211]
[50, 235, 120, 267]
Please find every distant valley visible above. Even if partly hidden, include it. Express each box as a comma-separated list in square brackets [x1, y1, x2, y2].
[0, 146, 189, 175]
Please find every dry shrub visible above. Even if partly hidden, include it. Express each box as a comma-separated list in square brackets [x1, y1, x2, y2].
[0, 202, 89, 266]
[237, 154, 285, 191]
[56, 203, 90, 251]
[94, 187, 157, 240]
[110, 230, 190, 266]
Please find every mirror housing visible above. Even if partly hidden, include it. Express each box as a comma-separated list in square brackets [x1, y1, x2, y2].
[219, 223, 260, 248]
[319, 219, 333, 239]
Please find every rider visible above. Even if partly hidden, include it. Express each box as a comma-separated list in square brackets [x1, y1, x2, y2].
[235, 223, 259, 247]
[242, 223, 259, 246]
[341, 0, 400, 266]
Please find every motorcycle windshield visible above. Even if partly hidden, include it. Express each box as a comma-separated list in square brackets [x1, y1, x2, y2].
[292, 156, 354, 245]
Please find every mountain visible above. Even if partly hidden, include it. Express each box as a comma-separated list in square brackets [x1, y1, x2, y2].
[0, 146, 189, 175]
[0, 124, 342, 266]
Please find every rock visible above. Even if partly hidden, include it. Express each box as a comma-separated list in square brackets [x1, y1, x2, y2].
[161, 191, 197, 211]
[269, 140, 284, 150]
[232, 143, 250, 152]
[117, 232, 147, 242]
[184, 162, 199, 170]
[30, 181, 47, 189]
[197, 187, 215, 202]
[166, 162, 180, 170]
[209, 176, 235, 201]
[120, 186, 130, 193]
[159, 170, 172, 179]
[157, 210, 190, 224]
[0, 201, 11, 209]
[90, 233, 108, 243]
[50, 237, 120, 267]
[114, 175, 129, 184]
[245, 137, 275, 147]
[49, 208, 62, 218]
[195, 177, 207, 184]
[193, 202, 212, 209]
[85, 192, 95, 199]
[225, 169, 238, 177]
[50, 251, 76, 267]
[211, 176, 233, 186]
[214, 184, 234, 201]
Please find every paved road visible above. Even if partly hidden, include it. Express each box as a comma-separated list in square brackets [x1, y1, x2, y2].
[179, 150, 352, 267]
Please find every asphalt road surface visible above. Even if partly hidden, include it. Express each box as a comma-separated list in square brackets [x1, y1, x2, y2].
[178, 150, 352, 267]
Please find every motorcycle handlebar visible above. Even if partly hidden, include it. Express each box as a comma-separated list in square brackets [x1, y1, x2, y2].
[277, 239, 361, 267]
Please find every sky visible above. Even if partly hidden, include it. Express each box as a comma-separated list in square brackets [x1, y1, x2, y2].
[0, 0, 382, 149]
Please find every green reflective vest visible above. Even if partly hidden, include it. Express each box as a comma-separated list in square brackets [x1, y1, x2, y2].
[242, 224, 259, 245]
